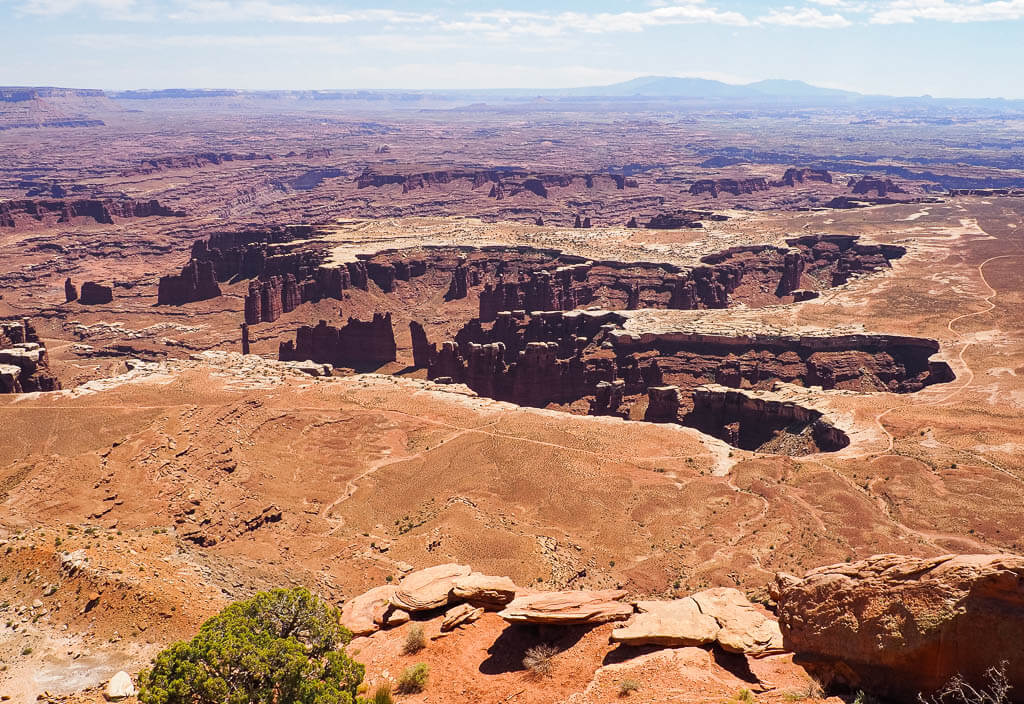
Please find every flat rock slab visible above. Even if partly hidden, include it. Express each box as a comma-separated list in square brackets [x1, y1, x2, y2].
[341, 585, 397, 636]
[442, 602, 484, 632]
[452, 573, 518, 609]
[390, 563, 472, 612]
[611, 598, 720, 647]
[499, 589, 633, 625]
[691, 587, 784, 656]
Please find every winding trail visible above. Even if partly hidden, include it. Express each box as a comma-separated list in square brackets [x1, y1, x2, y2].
[863, 253, 1022, 458]
[800, 238, 1024, 553]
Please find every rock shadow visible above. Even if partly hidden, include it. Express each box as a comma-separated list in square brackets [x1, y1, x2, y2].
[479, 623, 593, 675]
[712, 648, 760, 685]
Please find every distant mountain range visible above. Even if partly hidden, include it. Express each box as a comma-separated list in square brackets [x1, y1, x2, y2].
[5, 76, 1022, 108]
[103, 77, 863, 102]
[562, 76, 860, 98]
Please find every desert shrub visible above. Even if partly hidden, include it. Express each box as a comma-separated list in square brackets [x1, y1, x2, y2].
[370, 684, 394, 704]
[395, 663, 429, 694]
[785, 679, 824, 701]
[735, 688, 756, 704]
[523, 643, 559, 678]
[138, 587, 364, 704]
[919, 662, 1012, 704]
[854, 692, 885, 704]
[618, 679, 640, 697]
[402, 624, 425, 654]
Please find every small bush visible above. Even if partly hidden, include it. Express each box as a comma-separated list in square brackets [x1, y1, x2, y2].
[523, 643, 559, 678]
[396, 663, 429, 694]
[371, 683, 395, 704]
[785, 680, 824, 701]
[21, 646, 33, 656]
[854, 692, 881, 704]
[619, 679, 640, 697]
[735, 688, 755, 704]
[918, 662, 1012, 704]
[402, 624, 425, 655]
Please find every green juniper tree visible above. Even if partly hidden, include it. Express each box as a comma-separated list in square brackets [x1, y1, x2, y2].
[139, 587, 365, 704]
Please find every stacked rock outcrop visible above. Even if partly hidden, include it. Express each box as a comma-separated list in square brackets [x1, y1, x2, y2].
[343, 565, 785, 661]
[499, 590, 634, 625]
[610, 587, 784, 656]
[342, 565, 517, 637]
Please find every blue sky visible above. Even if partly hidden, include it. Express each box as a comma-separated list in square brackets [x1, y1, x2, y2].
[1, 0, 1023, 98]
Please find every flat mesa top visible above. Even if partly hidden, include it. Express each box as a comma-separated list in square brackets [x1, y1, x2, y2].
[313, 216, 800, 269]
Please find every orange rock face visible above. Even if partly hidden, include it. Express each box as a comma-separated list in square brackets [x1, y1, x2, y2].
[774, 554, 1024, 700]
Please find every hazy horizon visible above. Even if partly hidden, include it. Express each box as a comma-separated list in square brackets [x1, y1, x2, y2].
[2, 0, 1023, 100]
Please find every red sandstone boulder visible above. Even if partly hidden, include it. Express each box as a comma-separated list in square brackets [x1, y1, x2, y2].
[774, 554, 1024, 701]
[390, 563, 472, 612]
[451, 573, 517, 609]
[340, 585, 398, 636]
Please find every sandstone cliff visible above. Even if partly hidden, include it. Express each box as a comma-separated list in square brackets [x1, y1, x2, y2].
[0, 319, 60, 393]
[278, 314, 397, 368]
[775, 554, 1024, 701]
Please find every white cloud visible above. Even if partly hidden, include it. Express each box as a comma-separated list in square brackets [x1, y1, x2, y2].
[870, 0, 1024, 23]
[165, 1, 433, 24]
[18, 0, 1024, 29]
[17, 0, 152, 20]
[759, 6, 853, 27]
[460, 6, 753, 36]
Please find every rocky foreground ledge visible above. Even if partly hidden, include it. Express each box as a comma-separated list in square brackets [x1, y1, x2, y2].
[344, 554, 1024, 700]
[774, 553, 1024, 701]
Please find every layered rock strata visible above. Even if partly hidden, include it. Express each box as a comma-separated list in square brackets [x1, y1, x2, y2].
[0, 198, 184, 228]
[408, 310, 951, 453]
[414, 310, 952, 405]
[690, 178, 770, 197]
[687, 384, 850, 452]
[0, 319, 60, 393]
[161, 231, 906, 323]
[355, 167, 638, 195]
